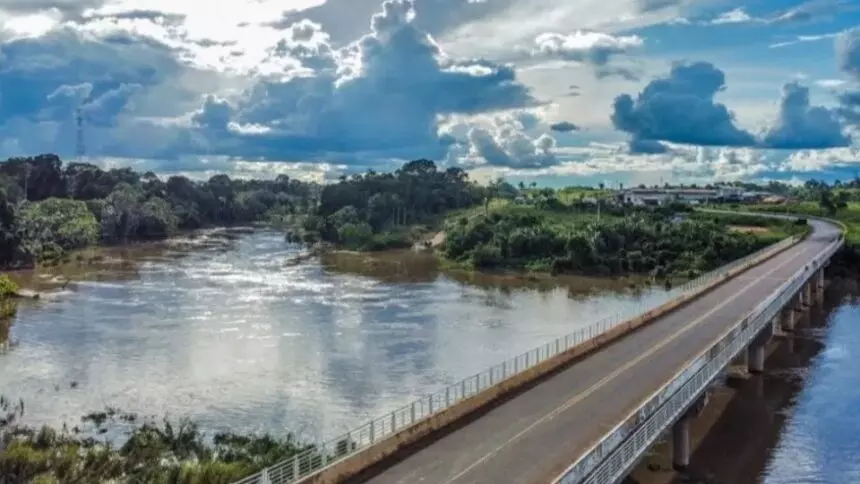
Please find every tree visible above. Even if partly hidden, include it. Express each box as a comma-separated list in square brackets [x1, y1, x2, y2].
[337, 222, 374, 249]
[0, 154, 65, 201]
[138, 197, 179, 239]
[18, 198, 100, 260]
[0, 189, 24, 267]
[819, 190, 837, 215]
[101, 183, 146, 242]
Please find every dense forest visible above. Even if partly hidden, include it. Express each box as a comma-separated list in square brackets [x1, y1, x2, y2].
[0, 155, 492, 267]
[1, 153, 857, 276]
[441, 205, 805, 278]
[299, 159, 485, 250]
[0, 154, 315, 267]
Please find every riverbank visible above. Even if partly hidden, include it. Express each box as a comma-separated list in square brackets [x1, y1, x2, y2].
[0, 399, 311, 484]
[4, 226, 266, 293]
[0, 229, 684, 469]
[436, 202, 804, 278]
[298, 202, 807, 290]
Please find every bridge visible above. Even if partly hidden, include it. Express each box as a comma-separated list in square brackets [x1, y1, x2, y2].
[236, 215, 844, 484]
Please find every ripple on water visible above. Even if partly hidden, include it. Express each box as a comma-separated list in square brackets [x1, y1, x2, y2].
[762, 297, 860, 484]
[2, 229, 683, 444]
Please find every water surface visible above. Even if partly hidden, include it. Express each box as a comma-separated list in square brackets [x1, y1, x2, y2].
[762, 279, 860, 484]
[1, 228, 674, 442]
[629, 277, 860, 484]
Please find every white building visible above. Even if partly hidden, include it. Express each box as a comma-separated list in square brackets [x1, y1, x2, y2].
[618, 188, 719, 206]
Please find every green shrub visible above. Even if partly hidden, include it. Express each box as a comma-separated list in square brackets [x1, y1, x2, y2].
[0, 400, 310, 484]
[0, 274, 19, 298]
[441, 206, 775, 277]
[18, 199, 99, 261]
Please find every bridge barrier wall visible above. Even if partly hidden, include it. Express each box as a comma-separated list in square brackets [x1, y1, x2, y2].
[553, 219, 844, 484]
[234, 231, 804, 484]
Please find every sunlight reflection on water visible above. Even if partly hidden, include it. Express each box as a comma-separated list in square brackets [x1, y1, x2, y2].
[1, 228, 674, 442]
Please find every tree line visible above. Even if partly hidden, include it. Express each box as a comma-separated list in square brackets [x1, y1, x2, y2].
[441, 205, 803, 278]
[0, 155, 491, 265]
[2, 153, 856, 272]
[0, 154, 316, 267]
[300, 159, 485, 250]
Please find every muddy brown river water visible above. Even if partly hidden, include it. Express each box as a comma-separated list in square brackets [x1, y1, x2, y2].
[2, 228, 857, 483]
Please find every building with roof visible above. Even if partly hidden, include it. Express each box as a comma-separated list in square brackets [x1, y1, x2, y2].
[616, 187, 754, 206]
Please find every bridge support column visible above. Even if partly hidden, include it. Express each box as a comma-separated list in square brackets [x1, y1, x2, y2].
[748, 322, 773, 374]
[748, 344, 765, 374]
[781, 306, 795, 332]
[813, 269, 825, 304]
[803, 283, 812, 308]
[671, 393, 709, 471]
[672, 415, 691, 471]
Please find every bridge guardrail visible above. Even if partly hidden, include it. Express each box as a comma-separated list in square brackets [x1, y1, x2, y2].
[234, 231, 803, 484]
[553, 219, 844, 484]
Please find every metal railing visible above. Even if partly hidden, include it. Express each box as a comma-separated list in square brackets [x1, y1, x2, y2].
[233, 232, 803, 484]
[554, 226, 844, 484]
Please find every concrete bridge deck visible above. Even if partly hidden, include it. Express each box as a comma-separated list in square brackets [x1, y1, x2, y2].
[352, 220, 840, 484]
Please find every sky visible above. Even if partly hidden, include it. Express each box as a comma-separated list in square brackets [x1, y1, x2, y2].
[1, 0, 860, 186]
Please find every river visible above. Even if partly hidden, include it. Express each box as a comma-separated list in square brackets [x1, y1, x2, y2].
[0, 227, 674, 443]
[4, 229, 858, 482]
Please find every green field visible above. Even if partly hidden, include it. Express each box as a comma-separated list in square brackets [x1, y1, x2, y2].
[742, 202, 860, 247]
[447, 198, 620, 225]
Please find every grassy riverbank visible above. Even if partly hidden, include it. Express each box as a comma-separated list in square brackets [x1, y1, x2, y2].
[0, 400, 310, 484]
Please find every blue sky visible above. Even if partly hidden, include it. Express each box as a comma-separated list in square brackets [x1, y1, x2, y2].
[1, 0, 860, 186]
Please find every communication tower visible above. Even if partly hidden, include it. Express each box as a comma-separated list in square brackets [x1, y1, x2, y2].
[75, 107, 86, 163]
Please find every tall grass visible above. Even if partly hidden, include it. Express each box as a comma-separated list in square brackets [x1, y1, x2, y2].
[0, 399, 310, 484]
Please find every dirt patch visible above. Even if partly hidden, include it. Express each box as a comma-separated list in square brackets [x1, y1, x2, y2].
[728, 225, 770, 234]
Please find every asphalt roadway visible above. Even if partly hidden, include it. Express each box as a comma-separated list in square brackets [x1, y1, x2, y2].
[353, 219, 840, 484]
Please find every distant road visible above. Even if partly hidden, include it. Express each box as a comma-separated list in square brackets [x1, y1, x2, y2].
[353, 219, 839, 484]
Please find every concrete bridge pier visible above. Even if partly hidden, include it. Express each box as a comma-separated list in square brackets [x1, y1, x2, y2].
[812, 269, 825, 304]
[781, 304, 796, 332]
[748, 321, 774, 374]
[802, 282, 813, 308]
[672, 393, 709, 471]
[672, 415, 690, 471]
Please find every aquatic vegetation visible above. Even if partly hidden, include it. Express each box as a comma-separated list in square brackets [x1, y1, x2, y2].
[0, 398, 310, 484]
[0, 275, 18, 339]
[0, 274, 18, 299]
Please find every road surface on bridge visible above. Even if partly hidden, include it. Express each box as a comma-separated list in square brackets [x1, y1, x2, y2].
[353, 220, 839, 484]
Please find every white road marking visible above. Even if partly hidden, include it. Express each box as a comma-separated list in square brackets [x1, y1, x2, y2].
[441, 245, 811, 484]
